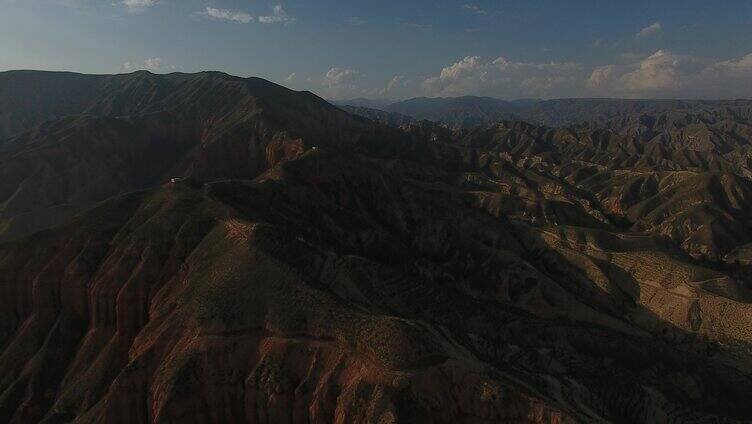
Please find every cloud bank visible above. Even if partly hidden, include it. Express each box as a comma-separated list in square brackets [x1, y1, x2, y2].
[587, 50, 752, 98]
[404, 50, 752, 100]
[421, 55, 585, 98]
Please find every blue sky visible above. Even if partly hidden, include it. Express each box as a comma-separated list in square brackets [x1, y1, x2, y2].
[2, 0, 752, 99]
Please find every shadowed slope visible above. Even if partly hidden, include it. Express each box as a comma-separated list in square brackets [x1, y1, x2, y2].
[0, 71, 371, 242]
[2, 150, 752, 422]
[1, 71, 752, 423]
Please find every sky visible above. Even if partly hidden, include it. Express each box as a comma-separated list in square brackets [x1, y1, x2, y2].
[1, 0, 752, 100]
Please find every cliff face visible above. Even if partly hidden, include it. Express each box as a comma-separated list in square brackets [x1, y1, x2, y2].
[1, 71, 752, 423]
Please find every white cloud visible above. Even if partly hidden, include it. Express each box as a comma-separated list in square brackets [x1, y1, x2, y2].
[420, 50, 752, 99]
[122, 57, 163, 72]
[463, 3, 487, 15]
[586, 65, 616, 88]
[286, 73, 297, 83]
[322, 67, 358, 86]
[586, 51, 693, 94]
[258, 5, 295, 24]
[143, 57, 162, 70]
[585, 50, 752, 98]
[122, 0, 156, 12]
[422, 55, 585, 98]
[636, 21, 662, 39]
[387, 75, 404, 91]
[305, 50, 752, 100]
[620, 50, 693, 91]
[319, 67, 363, 98]
[707, 53, 752, 78]
[205, 7, 253, 23]
[376, 75, 408, 97]
[699, 53, 752, 98]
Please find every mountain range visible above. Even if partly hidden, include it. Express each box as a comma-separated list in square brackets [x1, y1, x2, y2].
[336, 96, 752, 128]
[1, 70, 752, 423]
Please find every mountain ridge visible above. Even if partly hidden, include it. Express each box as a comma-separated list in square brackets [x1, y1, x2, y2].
[0, 70, 372, 242]
[337, 95, 752, 127]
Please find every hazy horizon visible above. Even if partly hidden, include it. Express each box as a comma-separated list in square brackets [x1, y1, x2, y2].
[2, 0, 752, 100]
[5, 68, 752, 104]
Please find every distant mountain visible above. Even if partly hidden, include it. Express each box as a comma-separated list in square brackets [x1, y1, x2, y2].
[383, 96, 524, 127]
[337, 105, 416, 127]
[521, 98, 752, 126]
[331, 97, 394, 109]
[336, 95, 752, 128]
[2, 71, 752, 423]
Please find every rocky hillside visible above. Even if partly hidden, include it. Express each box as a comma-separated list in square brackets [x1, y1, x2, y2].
[0, 70, 370, 242]
[1, 71, 752, 423]
[336, 105, 415, 128]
